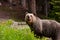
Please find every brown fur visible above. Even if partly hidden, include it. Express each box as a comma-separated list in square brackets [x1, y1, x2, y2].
[25, 12, 60, 40]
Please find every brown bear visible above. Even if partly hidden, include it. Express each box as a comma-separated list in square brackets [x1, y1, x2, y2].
[25, 12, 60, 40]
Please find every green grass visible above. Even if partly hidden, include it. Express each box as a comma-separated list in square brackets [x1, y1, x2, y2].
[0, 20, 48, 40]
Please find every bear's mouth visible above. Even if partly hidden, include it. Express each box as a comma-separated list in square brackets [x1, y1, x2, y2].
[27, 18, 30, 21]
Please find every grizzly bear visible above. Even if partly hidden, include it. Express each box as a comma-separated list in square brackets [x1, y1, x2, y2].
[25, 12, 60, 40]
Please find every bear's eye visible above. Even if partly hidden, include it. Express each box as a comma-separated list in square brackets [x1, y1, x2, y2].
[30, 15, 32, 17]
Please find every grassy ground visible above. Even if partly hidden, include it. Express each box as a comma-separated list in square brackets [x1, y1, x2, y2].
[0, 20, 48, 40]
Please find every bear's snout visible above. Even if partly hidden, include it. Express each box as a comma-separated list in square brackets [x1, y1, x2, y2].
[26, 15, 30, 21]
[27, 15, 29, 19]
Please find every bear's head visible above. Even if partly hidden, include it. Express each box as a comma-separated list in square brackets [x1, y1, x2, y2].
[25, 12, 36, 24]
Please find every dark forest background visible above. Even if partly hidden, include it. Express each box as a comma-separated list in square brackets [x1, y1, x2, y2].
[0, 0, 60, 22]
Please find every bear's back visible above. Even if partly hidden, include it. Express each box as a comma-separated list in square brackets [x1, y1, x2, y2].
[41, 20, 60, 37]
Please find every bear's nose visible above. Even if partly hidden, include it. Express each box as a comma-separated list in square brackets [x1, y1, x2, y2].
[26, 15, 30, 21]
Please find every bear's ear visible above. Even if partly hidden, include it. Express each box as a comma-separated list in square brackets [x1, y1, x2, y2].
[25, 12, 28, 14]
[25, 12, 28, 15]
[33, 13, 37, 16]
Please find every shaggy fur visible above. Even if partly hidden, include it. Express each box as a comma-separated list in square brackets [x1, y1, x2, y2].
[25, 12, 60, 40]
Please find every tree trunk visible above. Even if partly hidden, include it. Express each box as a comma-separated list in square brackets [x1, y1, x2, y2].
[44, 0, 48, 17]
[21, 0, 27, 10]
[30, 0, 36, 15]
